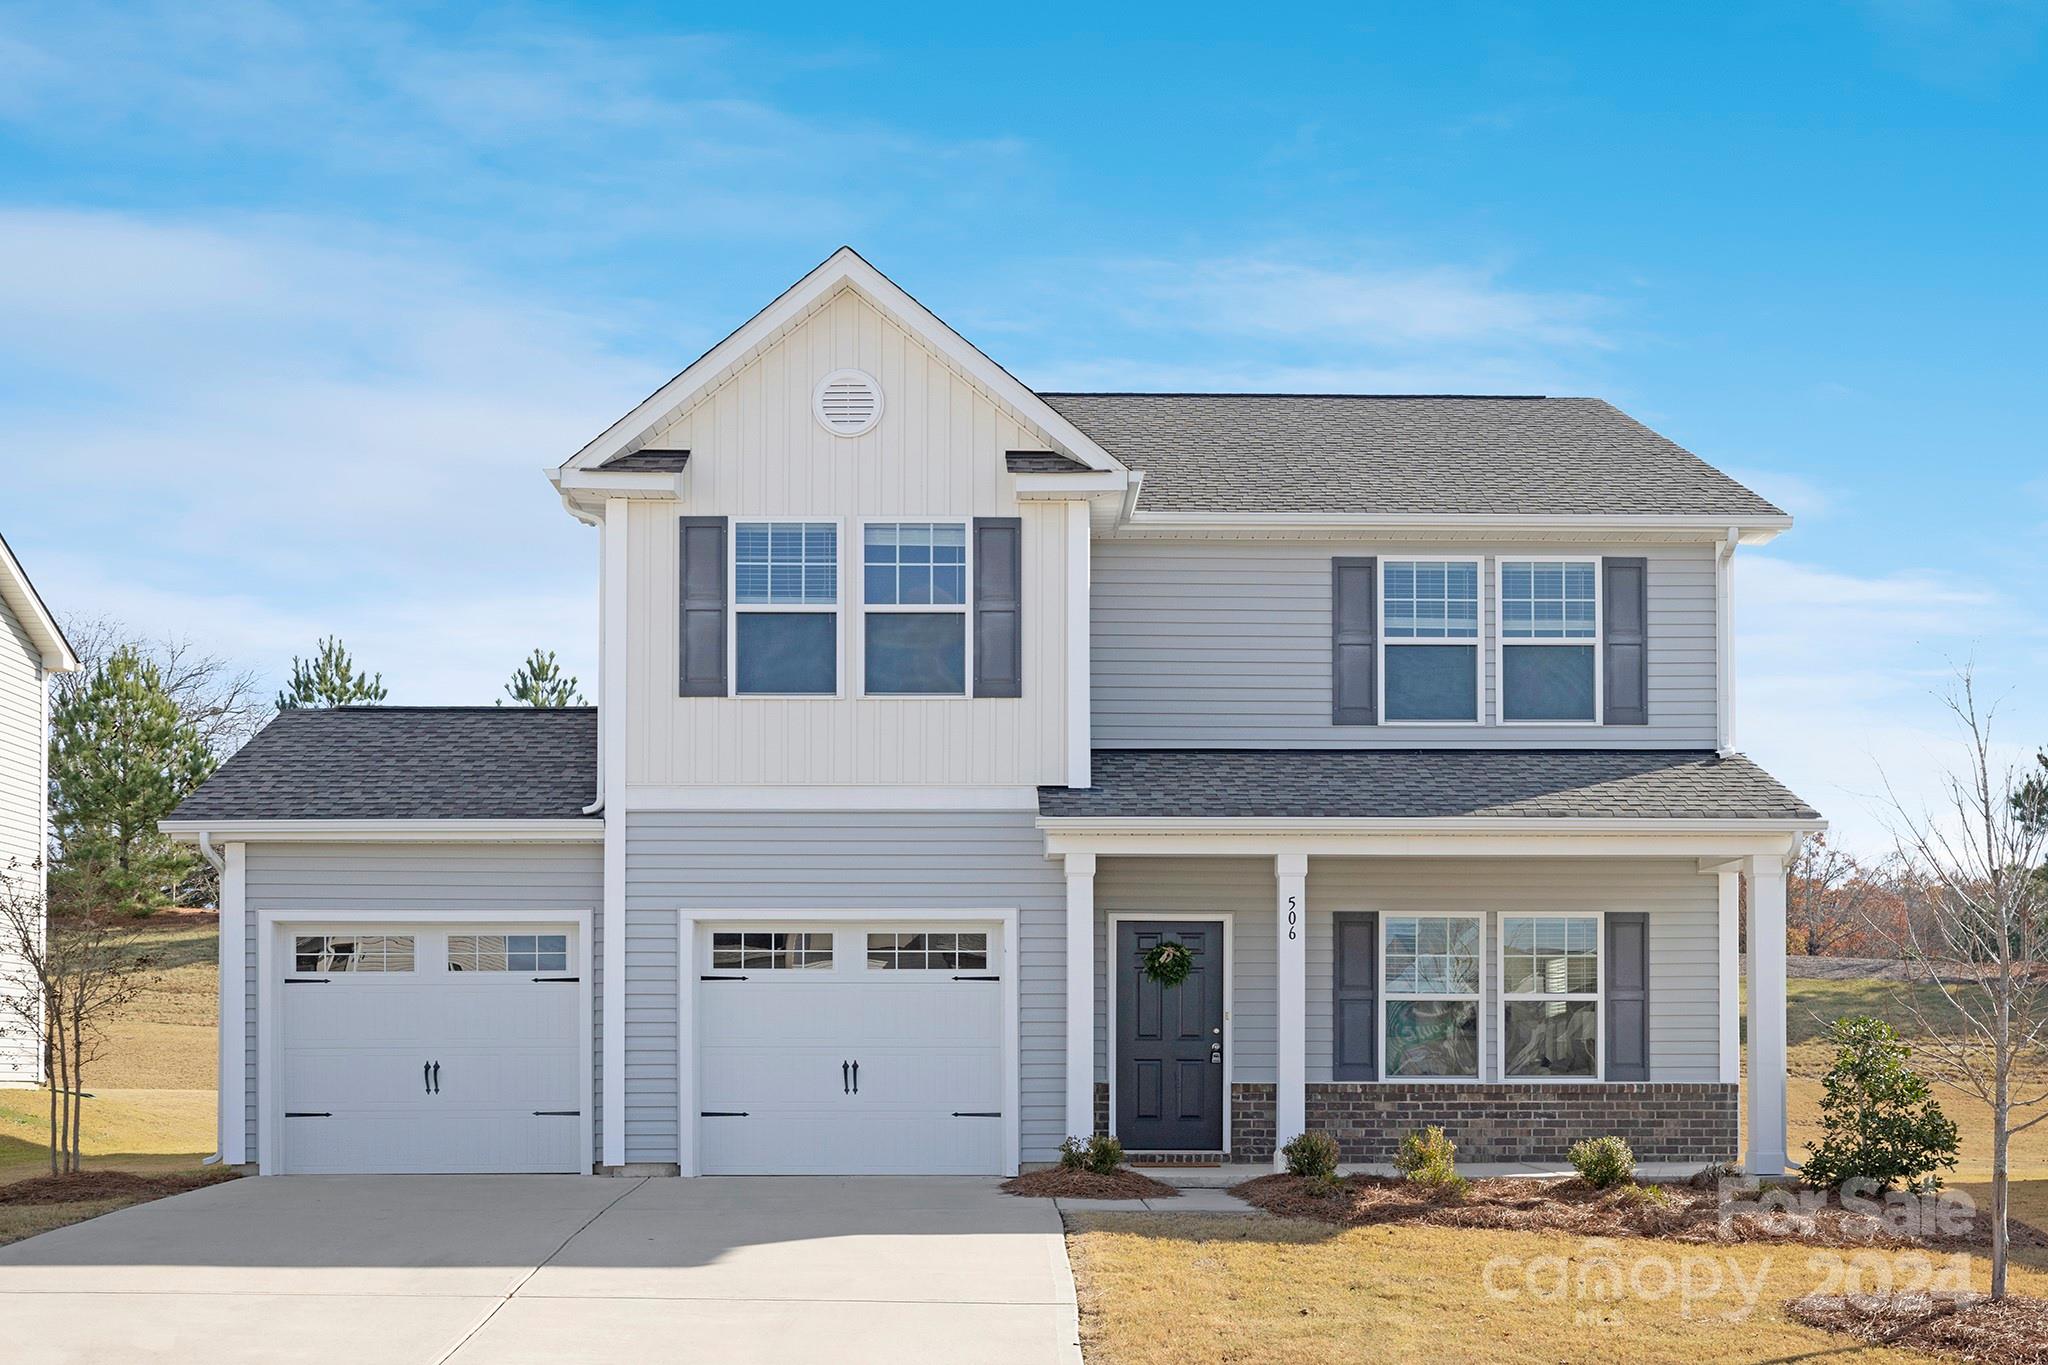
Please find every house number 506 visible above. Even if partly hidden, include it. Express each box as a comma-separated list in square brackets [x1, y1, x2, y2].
[1286, 894, 1298, 941]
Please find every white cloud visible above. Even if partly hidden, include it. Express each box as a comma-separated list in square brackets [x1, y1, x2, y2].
[1736, 555, 2045, 857]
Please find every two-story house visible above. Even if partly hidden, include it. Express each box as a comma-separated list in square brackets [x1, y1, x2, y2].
[1, 533, 80, 1087]
[165, 249, 1820, 1180]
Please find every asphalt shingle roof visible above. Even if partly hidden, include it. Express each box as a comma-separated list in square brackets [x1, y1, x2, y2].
[170, 707, 600, 822]
[1038, 393, 1784, 518]
[1039, 749, 1819, 822]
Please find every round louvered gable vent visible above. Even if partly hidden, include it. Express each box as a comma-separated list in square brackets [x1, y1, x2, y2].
[813, 369, 883, 437]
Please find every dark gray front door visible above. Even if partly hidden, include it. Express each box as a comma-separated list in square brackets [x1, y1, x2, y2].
[1115, 921, 1225, 1151]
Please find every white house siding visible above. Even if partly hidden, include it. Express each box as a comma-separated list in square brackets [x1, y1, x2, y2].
[1091, 538, 1717, 748]
[0, 599, 45, 1085]
[621, 285, 1072, 790]
[242, 843, 603, 1166]
[622, 810, 1067, 1165]
[1088, 855, 1723, 1089]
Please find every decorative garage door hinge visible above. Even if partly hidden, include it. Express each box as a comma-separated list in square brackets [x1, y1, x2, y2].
[532, 976, 580, 983]
[699, 1111, 749, 1117]
[950, 1112, 1001, 1118]
[531, 1110, 580, 1117]
[699, 974, 748, 981]
[284, 1112, 332, 1118]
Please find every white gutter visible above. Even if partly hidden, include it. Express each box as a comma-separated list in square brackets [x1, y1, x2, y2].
[162, 819, 604, 842]
[1036, 815, 1826, 837]
[1117, 509, 1791, 541]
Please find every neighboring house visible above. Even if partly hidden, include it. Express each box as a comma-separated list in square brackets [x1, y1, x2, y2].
[0, 533, 81, 1087]
[164, 248, 1820, 1179]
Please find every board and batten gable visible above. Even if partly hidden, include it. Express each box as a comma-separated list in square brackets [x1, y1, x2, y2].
[1091, 537, 1718, 747]
[620, 285, 1074, 789]
[0, 597, 47, 1085]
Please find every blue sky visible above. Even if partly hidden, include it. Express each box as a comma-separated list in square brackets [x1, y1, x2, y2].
[2, 2, 2043, 852]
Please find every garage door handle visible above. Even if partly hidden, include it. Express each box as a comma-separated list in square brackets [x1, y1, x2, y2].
[842, 1060, 850, 1094]
[432, 1061, 440, 1094]
[851, 1060, 858, 1094]
[423, 1061, 432, 1094]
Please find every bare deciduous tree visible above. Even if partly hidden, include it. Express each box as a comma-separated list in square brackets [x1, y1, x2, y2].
[54, 614, 268, 761]
[0, 859, 159, 1175]
[1868, 672, 2048, 1300]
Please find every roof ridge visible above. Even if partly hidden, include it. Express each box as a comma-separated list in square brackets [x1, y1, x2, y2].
[1038, 391, 1554, 400]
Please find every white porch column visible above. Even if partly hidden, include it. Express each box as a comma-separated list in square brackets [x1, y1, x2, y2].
[1275, 852, 1308, 1166]
[1065, 853, 1097, 1139]
[1744, 854, 1789, 1175]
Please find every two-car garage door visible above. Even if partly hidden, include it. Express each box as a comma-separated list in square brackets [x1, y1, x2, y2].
[694, 922, 1007, 1176]
[277, 925, 584, 1175]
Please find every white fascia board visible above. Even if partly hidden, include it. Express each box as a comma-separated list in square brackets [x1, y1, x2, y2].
[625, 785, 1040, 811]
[1038, 818, 1820, 860]
[160, 819, 605, 843]
[549, 468, 684, 498]
[0, 533, 80, 672]
[1116, 510, 1792, 543]
[560, 247, 1125, 476]
[1009, 472, 1129, 500]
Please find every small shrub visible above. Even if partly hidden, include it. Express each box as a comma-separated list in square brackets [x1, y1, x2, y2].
[1802, 1016, 1959, 1194]
[1282, 1130, 1342, 1184]
[1057, 1134, 1126, 1175]
[1569, 1136, 1637, 1190]
[1057, 1136, 1090, 1171]
[1394, 1125, 1462, 1191]
[1617, 1182, 1672, 1208]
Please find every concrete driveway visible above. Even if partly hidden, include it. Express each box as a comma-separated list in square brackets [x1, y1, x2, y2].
[0, 1176, 1081, 1364]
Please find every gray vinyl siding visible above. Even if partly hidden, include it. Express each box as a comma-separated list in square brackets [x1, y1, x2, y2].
[1304, 857, 1723, 1083]
[623, 810, 1067, 1165]
[1091, 539, 1717, 747]
[0, 599, 44, 1085]
[242, 842, 604, 1165]
[1095, 857, 1276, 1083]
[1088, 855, 1724, 1091]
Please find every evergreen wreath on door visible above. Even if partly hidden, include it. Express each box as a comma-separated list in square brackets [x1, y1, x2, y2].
[1142, 939, 1194, 987]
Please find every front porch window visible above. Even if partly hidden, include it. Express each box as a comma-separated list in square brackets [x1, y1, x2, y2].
[1380, 914, 1482, 1079]
[1501, 914, 1601, 1079]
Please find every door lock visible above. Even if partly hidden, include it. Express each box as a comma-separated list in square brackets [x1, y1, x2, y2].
[1209, 1042, 1223, 1064]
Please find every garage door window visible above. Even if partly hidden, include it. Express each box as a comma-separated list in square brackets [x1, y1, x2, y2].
[447, 934, 568, 973]
[711, 931, 833, 970]
[866, 931, 988, 970]
[294, 935, 414, 973]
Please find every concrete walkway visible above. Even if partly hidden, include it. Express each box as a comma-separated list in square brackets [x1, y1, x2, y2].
[0, 1176, 1081, 1364]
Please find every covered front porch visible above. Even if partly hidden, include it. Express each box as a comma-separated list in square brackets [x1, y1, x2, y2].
[1041, 752, 1824, 1176]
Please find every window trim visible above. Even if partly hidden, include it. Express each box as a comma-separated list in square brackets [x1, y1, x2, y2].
[1495, 554, 1604, 727]
[1497, 910, 1606, 1085]
[856, 516, 974, 699]
[1377, 554, 1484, 727]
[1376, 910, 1486, 1083]
[728, 515, 846, 699]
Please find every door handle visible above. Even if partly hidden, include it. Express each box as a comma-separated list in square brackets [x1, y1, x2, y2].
[424, 1061, 432, 1094]
[852, 1060, 859, 1094]
[842, 1060, 850, 1095]
[432, 1061, 441, 1094]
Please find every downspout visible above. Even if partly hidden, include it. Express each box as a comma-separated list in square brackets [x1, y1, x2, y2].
[197, 833, 225, 1164]
[1715, 527, 1739, 756]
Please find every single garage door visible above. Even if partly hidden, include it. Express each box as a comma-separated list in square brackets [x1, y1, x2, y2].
[278, 925, 584, 1175]
[697, 922, 1006, 1175]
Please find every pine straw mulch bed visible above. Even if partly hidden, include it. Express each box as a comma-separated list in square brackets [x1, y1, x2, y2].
[1232, 1171, 2048, 1252]
[1001, 1166, 1180, 1200]
[0, 1168, 242, 1207]
[1789, 1292, 2048, 1365]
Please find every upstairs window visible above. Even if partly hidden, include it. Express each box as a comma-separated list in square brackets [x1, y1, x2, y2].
[1380, 559, 1480, 723]
[863, 522, 967, 695]
[734, 521, 838, 695]
[1499, 559, 1599, 723]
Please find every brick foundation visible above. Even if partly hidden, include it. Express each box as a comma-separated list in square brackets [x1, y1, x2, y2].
[1231, 1083, 1276, 1159]
[1301, 1082, 1738, 1164]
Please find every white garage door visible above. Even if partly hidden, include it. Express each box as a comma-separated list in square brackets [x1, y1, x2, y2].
[696, 922, 1007, 1175]
[278, 925, 584, 1175]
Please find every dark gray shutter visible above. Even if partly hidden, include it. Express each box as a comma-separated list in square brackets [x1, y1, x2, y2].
[1606, 912, 1649, 1081]
[1603, 557, 1648, 726]
[1332, 911, 1378, 1080]
[678, 517, 728, 697]
[972, 517, 1022, 698]
[1331, 557, 1377, 725]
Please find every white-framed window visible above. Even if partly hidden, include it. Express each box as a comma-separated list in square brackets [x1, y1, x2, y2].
[732, 520, 840, 696]
[1379, 913, 1483, 1080]
[865, 930, 989, 970]
[1498, 557, 1601, 724]
[861, 521, 969, 696]
[710, 931, 835, 970]
[1500, 913, 1602, 1080]
[293, 934, 415, 973]
[1380, 557, 1482, 724]
[447, 933, 569, 973]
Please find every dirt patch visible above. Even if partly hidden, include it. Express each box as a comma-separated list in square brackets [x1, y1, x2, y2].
[1002, 1166, 1180, 1200]
[1232, 1172, 2043, 1251]
[0, 1167, 240, 1207]
[1789, 1292, 2048, 1364]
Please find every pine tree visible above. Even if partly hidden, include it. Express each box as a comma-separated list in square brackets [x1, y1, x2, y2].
[500, 649, 585, 707]
[48, 647, 216, 913]
[275, 636, 388, 710]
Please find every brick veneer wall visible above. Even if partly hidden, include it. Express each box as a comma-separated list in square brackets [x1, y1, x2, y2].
[1301, 1082, 1738, 1164]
